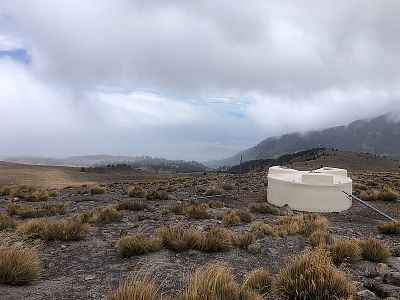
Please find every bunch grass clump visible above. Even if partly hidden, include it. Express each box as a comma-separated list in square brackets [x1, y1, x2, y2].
[377, 220, 400, 234]
[118, 235, 162, 256]
[0, 213, 17, 231]
[165, 201, 209, 219]
[309, 229, 334, 248]
[106, 281, 160, 300]
[249, 202, 278, 215]
[221, 209, 252, 227]
[329, 239, 361, 264]
[177, 262, 261, 300]
[360, 190, 380, 201]
[6, 202, 68, 218]
[242, 267, 273, 296]
[157, 225, 201, 252]
[90, 205, 123, 223]
[276, 248, 356, 300]
[197, 228, 234, 252]
[0, 239, 41, 285]
[204, 187, 223, 196]
[90, 185, 106, 195]
[360, 238, 391, 262]
[115, 200, 148, 211]
[251, 222, 276, 236]
[17, 215, 90, 241]
[126, 186, 145, 198]
[378, 188, 398, 202]
[146, 190, 171, 200]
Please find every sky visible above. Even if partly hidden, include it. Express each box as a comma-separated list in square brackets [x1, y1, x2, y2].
[1, 0, 400, 161]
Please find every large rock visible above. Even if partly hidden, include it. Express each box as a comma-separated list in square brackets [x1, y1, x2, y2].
[384, 272, 400, 287]
[356, 290, 379, 300]
[369, 278, 400, 298]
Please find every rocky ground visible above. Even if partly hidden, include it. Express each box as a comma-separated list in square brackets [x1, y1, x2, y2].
[0, 171, 400, 299]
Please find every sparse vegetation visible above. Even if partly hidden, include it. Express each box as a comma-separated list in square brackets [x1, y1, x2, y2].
[360, 189, 380, 201]
[106, 281, 160, 300]
[379, 187, 398, 202]
[377, 220, 400, 234]
[118, 235, 162, 256]
[17, 215, 90, 241]
[6, 185, 49, 201]
[157, 225, 201, 252]
[309, 229, 334, 248]
[0, 239, 41, 285]
[115, 200, 148, 211]
[276, 248, 356, 299]
[249, 202, 278, 215]
[197, 228, 234, 252]
[208, 200, 225, 208]
[251, 222, 276, 236]
[165, 201, 209, 219]
[360, 237, 391, 262]
[204, 187, 223, 196]
[222, 183, 235, 191]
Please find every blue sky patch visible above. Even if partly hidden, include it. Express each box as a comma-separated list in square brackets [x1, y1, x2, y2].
[0, 48, 30, 64]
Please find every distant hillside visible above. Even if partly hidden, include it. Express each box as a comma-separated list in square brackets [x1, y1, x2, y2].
[208, 113, 400, 167]
[221, 148, 400, 173]
[1, 155, 206, 173]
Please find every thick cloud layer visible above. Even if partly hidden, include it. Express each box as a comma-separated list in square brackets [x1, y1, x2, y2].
[0, 0, 399, 160]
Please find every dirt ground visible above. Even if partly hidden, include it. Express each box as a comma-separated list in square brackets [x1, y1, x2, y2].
[0, 171, 400, 299]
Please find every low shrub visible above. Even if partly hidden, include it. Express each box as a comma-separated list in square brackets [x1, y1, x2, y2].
[0, 239, 41, 285]
[115, 200, 148, 211]
[90, 186, 106, 195]
[377, 220, 400, 234]
[275, 248, 356, 299]
[118, 235, 162, 256]
[126, 186, 145, 198]
[17, 215, 90, 241]
[242, 267, 273, 296]
[329, 239, 361, 264]
[0, 213, 17, 231]
[360, 238, 391, 262]
[106, 281, 160, 300]
[249, 202, 278, 215]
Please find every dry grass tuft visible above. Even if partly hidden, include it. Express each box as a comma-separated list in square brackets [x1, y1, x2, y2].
[166, 201, 209, 219]
[222, 183, 235, 191]
[242, 267, 273, 296]
[115, 200, 148, 211]
[249, 202, 278, 215]
[118, 235, 162, 256]
[106, 281, 160, 300]
[208, 200, 225, 208]
[157, 225, 201, 252]
[17, 215, 90, 241]
[0, 239, 41, 285]
[251, 222, 276, 236]
[221, 209, 252, 227]
[126, 186, 145, 198]
[146, 190, 171, 200]
[378, 188, 398, 202]
[276, 248, 356, 300]
[309, 229, 334, 248]
[90, 205, 123, 223]
[204, 187, 223, 196]
[0, 213, 17, 231]
[197, 228, 234, 253]
[178, 262, 261, 300]
[234, 233, 255, 249]
[275, 213, 327, 236]
[8, 185, 49, 202]
[90, 185, 106, 195]
[360, 190, 380, 201]
[329, 239, 361, 264]
[6, 202, 68, 218]
[377, 220, 400, 234]
[360, 238, 391, 262]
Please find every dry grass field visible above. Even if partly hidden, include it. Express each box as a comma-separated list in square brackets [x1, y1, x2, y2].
[0, 159, 400, 299]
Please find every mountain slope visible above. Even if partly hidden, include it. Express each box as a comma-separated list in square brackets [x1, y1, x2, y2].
[209, 114, 400, 167]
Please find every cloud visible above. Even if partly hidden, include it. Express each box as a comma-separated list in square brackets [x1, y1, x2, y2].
[0, 0, 400, 159]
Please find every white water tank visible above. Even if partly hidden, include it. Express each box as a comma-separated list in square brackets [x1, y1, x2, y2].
[267, 166, 352, 212]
